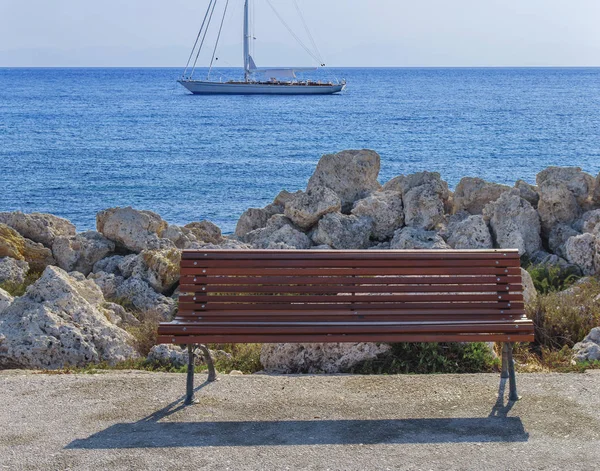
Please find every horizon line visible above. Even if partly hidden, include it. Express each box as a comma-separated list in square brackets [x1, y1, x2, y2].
[2, 65, 600, 69]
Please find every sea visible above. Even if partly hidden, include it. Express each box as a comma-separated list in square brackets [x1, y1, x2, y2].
[1, 67, 599, 234]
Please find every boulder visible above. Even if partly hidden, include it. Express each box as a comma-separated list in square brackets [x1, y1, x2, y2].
[0, 223, 55, 272]
[390, 227, 450, 250]
[564, 233, 598, 276]
[593, 173, 600, 206]
[351, 191, 404, 241]
[0, 288, 13, 314]
[0, 257, 29, 286]
[383, 171, 450, 201]
[514, 180, 539, 208]
[307, 149, 382, 210]
[403, 184, 446, 230]
[530, 250, 582, 274]
[548, 224, 580, 260]
[0, 266, 138, 369]
[260, 342, 391, 374]
[273, 189, 302, 207]
[284, 186, 341, 229]
[0, 211, 76, 247]
[163, 221, 223, 248]
[147, 344, 189, 367]
[312, 213, 373, 249]
[245, 215, 312, 249]
[483, 192, 542, 257]
[537, 183, 581, 235]
[572, 327, 600, 364]
[452, 177, 511, 215]
[96, 207, 172, 253]
[574, 209, 600, 234]
[520, 268, 537, 305]
[120, 248, 182, 294]
[51, 231, 115, 276]
[235, 208, 271, 239]
[444, 213, 493, 250]
[537, 167, 595, 207]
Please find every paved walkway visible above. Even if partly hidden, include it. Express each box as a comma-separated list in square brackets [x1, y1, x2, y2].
[1, 370, 599, 470]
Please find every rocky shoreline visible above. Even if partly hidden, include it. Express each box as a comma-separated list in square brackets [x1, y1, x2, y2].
[1, 149, 599, 371]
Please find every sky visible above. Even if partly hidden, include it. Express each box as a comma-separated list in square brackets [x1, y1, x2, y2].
[0, 0, 599, 67]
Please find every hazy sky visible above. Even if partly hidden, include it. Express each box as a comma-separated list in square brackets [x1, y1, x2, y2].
[1, 0, 599, 67]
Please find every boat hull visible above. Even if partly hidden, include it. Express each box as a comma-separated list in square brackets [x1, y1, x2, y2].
[178, 80, 345, 95]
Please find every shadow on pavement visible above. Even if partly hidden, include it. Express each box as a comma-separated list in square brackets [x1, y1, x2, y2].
[67, 377, 527, 449]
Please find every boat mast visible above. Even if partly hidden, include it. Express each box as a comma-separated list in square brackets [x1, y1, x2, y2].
[243, 0, 251, 82]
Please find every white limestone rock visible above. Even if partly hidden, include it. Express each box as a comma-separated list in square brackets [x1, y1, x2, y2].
[483, 191, 542, 257]
[444, 213, 493, 249]
[383, 171, 450, 201]
[548, 224, 580, 260]
[574, 209, 600, 235]
[147, 344, 189, 367]
[163, 221, 223, 248]
[351, 190, 404, 241]
[572, 328, 600, 364]
[284, 186, 341, 229]
[0, 223, 56, 272]
[0, 288, 13, 314]
[245, 215, 312, 249]
[96, 206, 173, 253]
[118, 248, 182, 294]
[0, 211, 76, 247]
[312, 213, 373, 249]
[0, 266, 138, 369]
[0, 257, 30, 286]
[390, 226, 450, 250]
[537, 167, 595, 207]
[514, 180, 540, 208]
[52, 231, 115, 276]
[452, 177, 511, 215]
[520, 268, 537, 305]
[402, 184, 446, 230]
[564, 233, 598, 276]
[307, 149, 382, 210]
[537, 183, 581, 236]
[260, 342, 391, 374]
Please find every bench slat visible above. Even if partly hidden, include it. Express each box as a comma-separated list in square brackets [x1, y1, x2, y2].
[181, 267, 522, 276]
[181, 259, 520, 268]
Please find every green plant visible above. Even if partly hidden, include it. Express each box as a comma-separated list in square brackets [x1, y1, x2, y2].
[351, 342, 499, 375]
[527, 277, 600, 349]
[525, 264, 580, 295]
[126, 316, 160, 357]
[0, 271, 42, 297]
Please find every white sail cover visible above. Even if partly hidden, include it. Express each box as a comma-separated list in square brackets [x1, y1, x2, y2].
[248, 55, 316, 79]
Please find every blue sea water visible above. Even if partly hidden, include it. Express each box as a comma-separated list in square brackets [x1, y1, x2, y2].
[1, 67, 599, 234]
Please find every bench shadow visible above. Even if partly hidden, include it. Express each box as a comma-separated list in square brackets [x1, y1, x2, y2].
[66, 377, 527, 449]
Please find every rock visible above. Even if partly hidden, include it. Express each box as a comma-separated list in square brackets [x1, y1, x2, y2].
[121, 249, 182, 294]
[229, 370, 244, 376]
[307, 149, 382, 210]
[452, 177, 511, 215]
[572, 327, 600, 364]
[284, 186, 341, 229]
[0, 266, 138, 369]
[548, 224, 580, 260]
[574, 209, 600, 234]
[444, 213, 493, 249]
[147, 344, 189, 367]
[529, 250, 582, 274]
[537, 167, 595, 207]
[564, 233, 598, 276]
[537, 183, 581, 235]
[593, 173, 600, 206]
[312, 213, 373, 249]
[51, 231, 115, 276]
[235, 208, 271, 239]
[403, 184, 446, 230]
[93, 254, 130, 275]
[163, 221, 223, 248]
[0, 288, 13, 314]
[103, 302, 139, 326]
[260, 342, 391, 374]
[273, 190, 302, 207]
[0, 223, 55, 272]
[390, 227, 450, 250]
[245, 215, 312, 249]
[383, 171, 449, 201]
[369, 241, 391, 250]
[514, 180, 540, 208]
[96, 207, 172, 253]
[520, 268, 537, 305]
[351, 191, 404, 240]
[0, 211, 76, 247]
[483, 192, 542, 257]
[88, 272, 176, 321]
[0, 257, 29, 286]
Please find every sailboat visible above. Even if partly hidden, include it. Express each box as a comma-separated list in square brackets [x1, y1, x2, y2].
[178, 0, 346, 95]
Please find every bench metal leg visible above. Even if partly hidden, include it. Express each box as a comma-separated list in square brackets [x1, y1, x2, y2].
[506, 343, 520, 401]
[198, 344, 217, 382]
[501, 343, 510, 379]
[185, 344, 195, 405]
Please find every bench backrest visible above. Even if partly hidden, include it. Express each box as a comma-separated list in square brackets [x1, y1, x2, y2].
[177, 249, 525, 328]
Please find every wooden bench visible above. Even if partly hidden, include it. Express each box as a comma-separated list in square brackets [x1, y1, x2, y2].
[158, 249, 534, 405]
